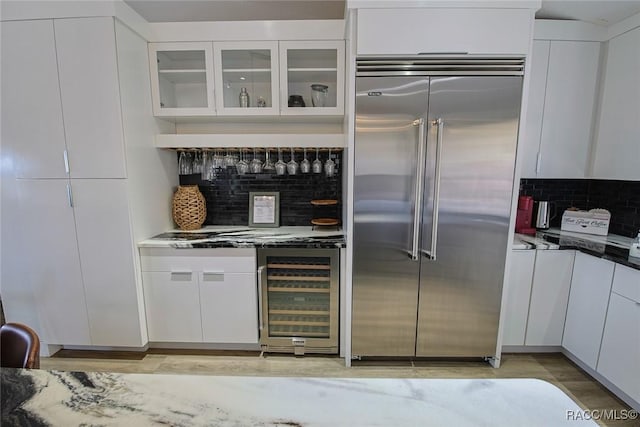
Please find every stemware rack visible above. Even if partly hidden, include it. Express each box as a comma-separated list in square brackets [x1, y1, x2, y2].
[176, 147, 342, 228]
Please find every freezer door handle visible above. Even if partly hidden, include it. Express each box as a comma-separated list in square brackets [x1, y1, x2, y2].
[410, 118, 427, 261]
[423, 118, 444, 261]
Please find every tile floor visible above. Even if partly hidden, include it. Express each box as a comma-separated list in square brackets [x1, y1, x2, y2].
[41, 351, 636, 427]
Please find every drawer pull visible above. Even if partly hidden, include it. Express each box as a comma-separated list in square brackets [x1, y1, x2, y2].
[170, 271, 192, 281]
[202, 272, 225, 282]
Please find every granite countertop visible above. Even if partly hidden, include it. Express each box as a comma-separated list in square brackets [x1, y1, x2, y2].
[513, 228, 640, 270]
[1, 368, 598, 426]
[139, 226, 346, 249]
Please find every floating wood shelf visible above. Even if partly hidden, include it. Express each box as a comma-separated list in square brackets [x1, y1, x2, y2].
[310, 199, 338, 206]
[311, 218, 340, 226]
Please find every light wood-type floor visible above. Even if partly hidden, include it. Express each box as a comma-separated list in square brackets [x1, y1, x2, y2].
[41, 351, 635, 427]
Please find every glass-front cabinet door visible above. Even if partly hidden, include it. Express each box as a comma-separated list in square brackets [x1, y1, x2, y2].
[148, 42, 215, 116]
[213, 41, 279, 115]
[279, 41, 345, 116]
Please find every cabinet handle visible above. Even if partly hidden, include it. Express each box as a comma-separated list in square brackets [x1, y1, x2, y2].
[535, 152, 542, 174]
[170, 271, 192, 281]
[257, 265, 266, 332]
[63, 149, 70, 174]
[66, 184, 74, 207]
[202, 271, 224, 282]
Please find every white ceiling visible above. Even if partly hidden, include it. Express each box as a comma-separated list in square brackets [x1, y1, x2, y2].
[124, 0, 640, 26]
[537, 1, 640, 26]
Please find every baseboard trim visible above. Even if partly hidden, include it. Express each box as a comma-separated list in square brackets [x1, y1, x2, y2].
[502, 345, 563, 353]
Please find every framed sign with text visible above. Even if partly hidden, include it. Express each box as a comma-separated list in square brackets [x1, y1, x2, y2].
[249, 192, 280, 228]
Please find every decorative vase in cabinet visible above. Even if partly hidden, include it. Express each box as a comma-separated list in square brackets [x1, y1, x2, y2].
[172, 185, 206, 230]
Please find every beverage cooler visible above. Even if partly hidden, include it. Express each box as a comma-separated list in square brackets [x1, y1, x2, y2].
[257, 248, 339, 355]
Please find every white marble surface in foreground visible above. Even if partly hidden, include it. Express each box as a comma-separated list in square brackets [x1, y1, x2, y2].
[2, 369, 598, 426]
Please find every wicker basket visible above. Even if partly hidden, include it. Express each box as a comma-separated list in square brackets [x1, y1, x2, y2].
[172, 185, 206, 230]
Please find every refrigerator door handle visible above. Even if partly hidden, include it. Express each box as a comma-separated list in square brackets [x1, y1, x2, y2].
[410, 118, 427, 261]
[423, 118, 444, 261]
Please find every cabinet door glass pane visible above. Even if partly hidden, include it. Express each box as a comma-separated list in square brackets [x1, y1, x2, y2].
[221, 49, 272, 108]
[156, 50, 208, 108]
[287, 49, 338, 108]
[266, 255, 331, 338]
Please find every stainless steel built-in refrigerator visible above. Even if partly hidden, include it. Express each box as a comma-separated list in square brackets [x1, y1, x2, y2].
[352, 57, 524, 358]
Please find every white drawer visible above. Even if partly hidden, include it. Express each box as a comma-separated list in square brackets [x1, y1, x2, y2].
[140, 248, 256, 273]
[612, 263, 640, 303]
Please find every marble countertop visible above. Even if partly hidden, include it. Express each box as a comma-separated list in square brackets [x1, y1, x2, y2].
[139, 226, 345, 249]
[2, 368, 598, 426]
[512, 228, 640, 270]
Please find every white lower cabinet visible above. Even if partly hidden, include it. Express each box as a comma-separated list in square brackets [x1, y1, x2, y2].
[143, 271, 202, 343]
[502, 250, 536, 346]
[597, 265, 640, 404]
[141, 248, 258, 345]
[16, 179, 145, 347]
[562, 252, 614, 369]
[16, 179, 91, 346]
[525, 250, 575, 346]
[200, 272, 258, 343]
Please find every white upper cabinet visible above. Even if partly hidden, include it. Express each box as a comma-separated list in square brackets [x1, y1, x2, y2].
[592, 26, 640, 180]
[279, 41, 345, 116]
[521, 40, 601, 178]
[1, 18, 127, 180]
[54, 18, 127, 179]
[148, 40, 345, 119]
[520, 40, 550, 178]
[1, 20, 67, 179]
[356, 8, 533, 55]
[213, 41, 279, 115]
[149, 42, 216, 116]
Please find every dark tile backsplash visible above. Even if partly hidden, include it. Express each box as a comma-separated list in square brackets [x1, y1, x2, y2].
[178, 150, 342, 227]
[519, 179, 640, 237]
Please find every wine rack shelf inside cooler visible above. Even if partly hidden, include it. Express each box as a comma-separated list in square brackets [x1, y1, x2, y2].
[266, 255, 332, 339]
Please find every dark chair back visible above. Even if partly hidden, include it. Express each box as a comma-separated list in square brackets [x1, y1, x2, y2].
[0, 322, 40, 369]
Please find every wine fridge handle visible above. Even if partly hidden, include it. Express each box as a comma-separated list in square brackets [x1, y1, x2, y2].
[257, 265, 266, 331]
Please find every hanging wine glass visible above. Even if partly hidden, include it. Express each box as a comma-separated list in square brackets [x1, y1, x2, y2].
[202, 150, 216, 181]
[275, 148, 286, 176]
[312, 148, 322, 174]
[324, 148, 335, 178]
[263, 148, 275, 172]
[224, 148, 237, 168]
[300, 148, 311, 173]
[210, 150, 221, 170]
[236, 149, 249, 175]
[287, 147, 299, 175]
[250, 148, 263, 174]
[192, 151, 203, 174]
[178, 150, 193, 175]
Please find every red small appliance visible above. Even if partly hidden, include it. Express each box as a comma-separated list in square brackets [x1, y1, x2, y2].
[515, 195, 536, 235]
